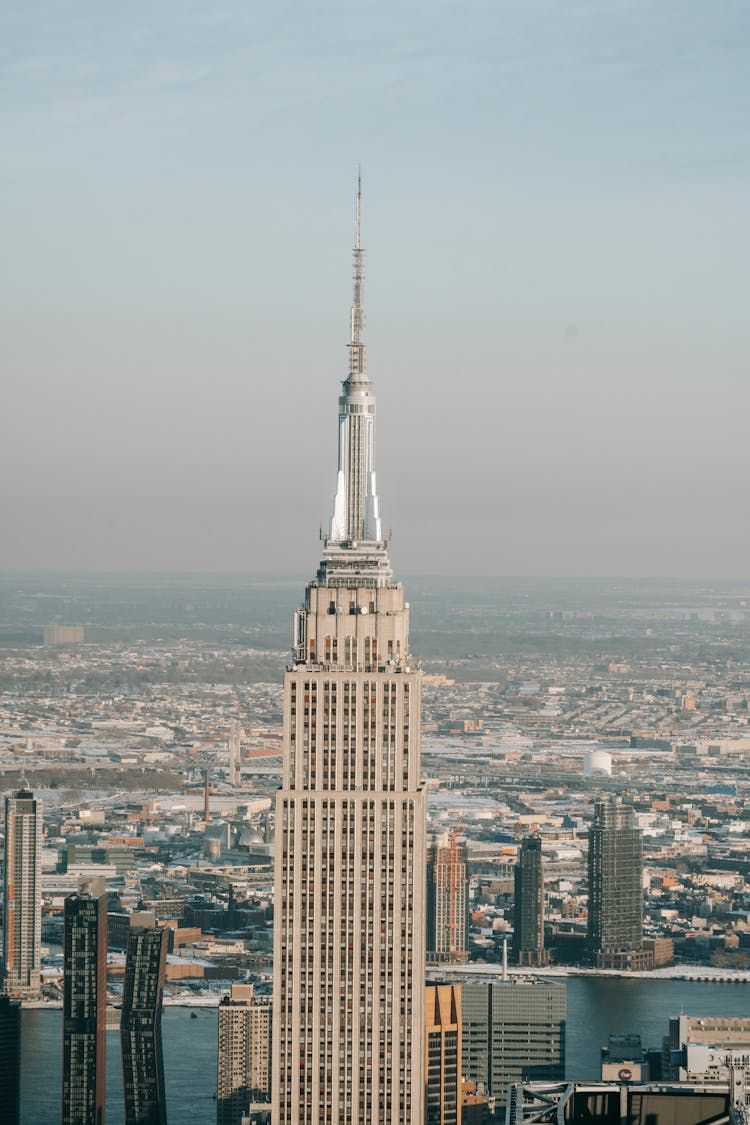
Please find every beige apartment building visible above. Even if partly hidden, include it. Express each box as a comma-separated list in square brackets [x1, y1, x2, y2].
[217, 983, 271, 1124]
[2, 789, 42, 999]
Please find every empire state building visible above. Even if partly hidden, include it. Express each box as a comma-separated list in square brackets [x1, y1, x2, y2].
[272, 180, 426, 1125]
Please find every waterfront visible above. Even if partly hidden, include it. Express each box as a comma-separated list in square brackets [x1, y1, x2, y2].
[20, 978, 750, 1122]
[22, 1006, 218, 1125]
[564, 976, 749, 1078]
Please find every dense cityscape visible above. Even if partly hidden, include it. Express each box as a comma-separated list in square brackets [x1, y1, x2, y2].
[4, 0, 748, 1121]
[4, 192, 750, 1120]
[2, 572, 750, 1122]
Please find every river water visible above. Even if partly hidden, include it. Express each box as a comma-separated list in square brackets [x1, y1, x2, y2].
[20, 978, 750, 1124]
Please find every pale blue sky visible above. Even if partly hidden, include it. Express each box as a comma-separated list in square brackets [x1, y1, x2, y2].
[2, 1, 749, 576]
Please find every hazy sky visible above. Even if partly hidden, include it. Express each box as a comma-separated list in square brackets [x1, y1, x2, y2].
[2, 1, 749, 577]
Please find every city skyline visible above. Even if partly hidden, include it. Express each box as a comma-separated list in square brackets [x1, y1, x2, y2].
[2, 4, 750, 1121]
[2, 2, 749, 577]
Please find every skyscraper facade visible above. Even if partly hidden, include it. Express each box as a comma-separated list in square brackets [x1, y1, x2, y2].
[217, 982, 272, 1124]
[2, 789, 42, 999]
[427, 831, 469, 964]
[513, 836, 549, 967]
[272, 181, 426, 1125]
[121, 924, 168, 1125]
[587, 798, 649, 970]
[0, 995, 21, 1125]
[461, 979, 566, 1099]
[62, 876, 107, 1125]
[425, 984, 462, 1125]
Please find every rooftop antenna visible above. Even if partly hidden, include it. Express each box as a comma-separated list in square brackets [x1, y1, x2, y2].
[502, 935, 509, 981]
[348, 165, 366, 377]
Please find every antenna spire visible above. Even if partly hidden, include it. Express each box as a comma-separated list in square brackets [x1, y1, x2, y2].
[325, 167, 384, 554]
[349, 167, 366, 376]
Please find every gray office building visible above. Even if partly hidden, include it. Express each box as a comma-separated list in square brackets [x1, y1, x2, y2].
[460, 978, 566, 1100]
[587, 798, 649, 970]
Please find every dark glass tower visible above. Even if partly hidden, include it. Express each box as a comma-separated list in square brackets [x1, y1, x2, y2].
[62, 877, 107, 1125]
[121, 925, 168, 1125]
[513, 837, 549, 967]
[0, 995, 21, 1125]
[587, 798, 646, 970]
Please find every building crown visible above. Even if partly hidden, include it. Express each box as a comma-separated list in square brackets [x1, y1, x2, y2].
[319, 172, 392, 588]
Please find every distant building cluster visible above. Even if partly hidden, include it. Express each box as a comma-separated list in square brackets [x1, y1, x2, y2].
[43, 624, 84, 646]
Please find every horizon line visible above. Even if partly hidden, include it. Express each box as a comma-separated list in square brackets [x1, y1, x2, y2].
[1, 569, 750, 584]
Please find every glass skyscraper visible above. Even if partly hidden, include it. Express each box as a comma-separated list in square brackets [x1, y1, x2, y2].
[62, 876, 107, 1125]
[121, 924, 168, 1125]
[0, 996, 21, 1125]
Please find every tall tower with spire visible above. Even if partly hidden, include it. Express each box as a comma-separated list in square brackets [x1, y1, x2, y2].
[272, 179, 426, 1125]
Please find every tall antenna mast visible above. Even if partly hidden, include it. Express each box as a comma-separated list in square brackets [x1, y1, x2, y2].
[348, 165, 366, 377]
